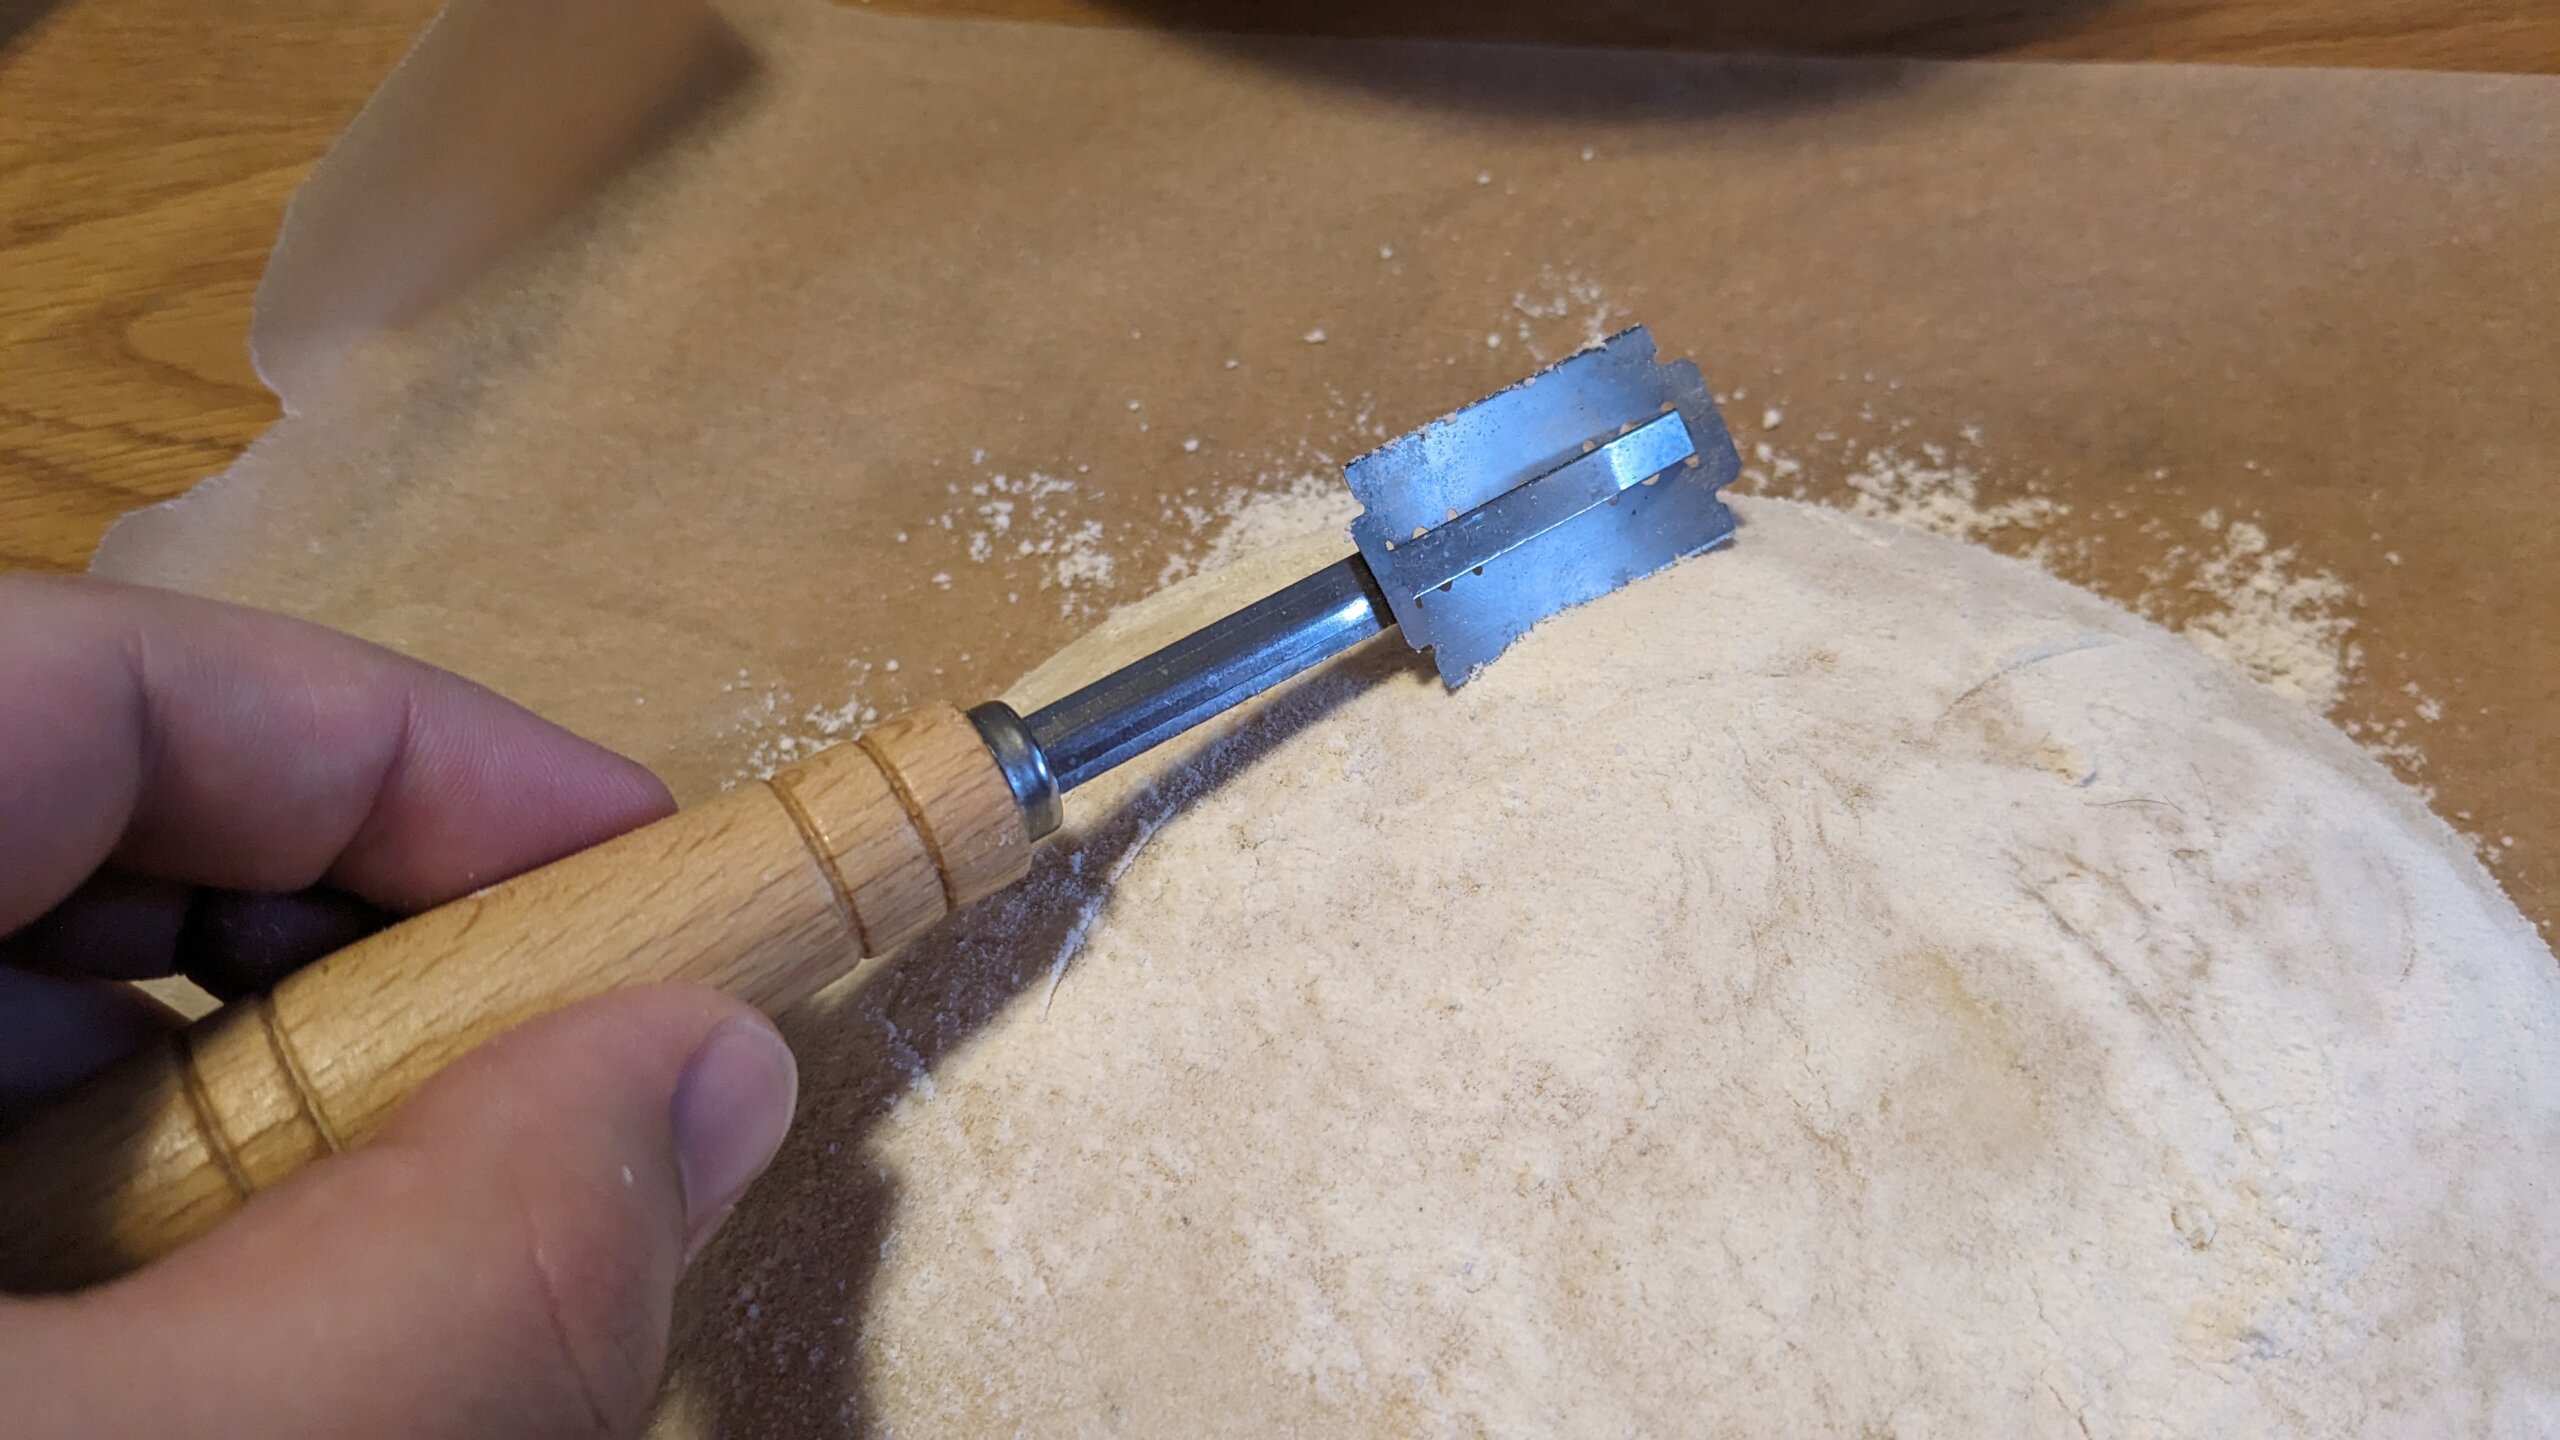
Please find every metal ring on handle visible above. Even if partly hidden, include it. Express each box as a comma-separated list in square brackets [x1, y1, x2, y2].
[966, 702, 1064, 841]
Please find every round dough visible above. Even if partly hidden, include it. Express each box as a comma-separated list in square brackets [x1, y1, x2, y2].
[670, 498, 2560, 1437]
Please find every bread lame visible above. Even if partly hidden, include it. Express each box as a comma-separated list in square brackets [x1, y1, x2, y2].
[0, 326, 1741, 1290]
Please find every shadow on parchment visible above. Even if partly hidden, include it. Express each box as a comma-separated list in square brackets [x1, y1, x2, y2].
[660, 636, 1434, 1436]
[0, 0, 66, 58]
[889, 0, 2135, 119]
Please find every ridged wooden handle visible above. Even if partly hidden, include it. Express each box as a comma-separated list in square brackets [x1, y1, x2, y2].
[0, 704, 1030, 1292]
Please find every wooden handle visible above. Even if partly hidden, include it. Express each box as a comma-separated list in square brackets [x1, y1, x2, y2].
[0, 704, 1030, 1292]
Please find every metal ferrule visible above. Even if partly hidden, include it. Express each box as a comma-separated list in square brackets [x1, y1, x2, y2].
[966, 702, 1064, 841]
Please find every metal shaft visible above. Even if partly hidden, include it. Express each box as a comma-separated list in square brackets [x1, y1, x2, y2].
[1022, 556, 1391, 794]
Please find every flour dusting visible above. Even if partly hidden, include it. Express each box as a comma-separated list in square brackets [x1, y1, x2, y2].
[2156, 515, 2360, 713]
[1732, 424, 2385, 737]
[1502, 268, 1628, 358]
[718, 464, 1362, 784]
[667, 287, 2548, 1437]
[719, 665, 882, 782]
[721, 285, 2441, 802]
[681, 499, 2560, 1439]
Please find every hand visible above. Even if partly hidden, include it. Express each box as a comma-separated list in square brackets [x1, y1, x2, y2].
[0, 575, 798, 1439]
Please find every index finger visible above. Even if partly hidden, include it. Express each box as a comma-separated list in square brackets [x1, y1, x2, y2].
[0, 575, 676, 942]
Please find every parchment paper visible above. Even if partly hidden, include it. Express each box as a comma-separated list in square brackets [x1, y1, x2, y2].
[97, 2, 2558, 933]
[84, 0, 2559, 1426]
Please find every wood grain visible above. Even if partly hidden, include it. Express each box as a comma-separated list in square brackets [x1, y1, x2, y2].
[1, 0, 2555, 575]
[0, 0, 434, 571]
[0, 704, 1032, 1291]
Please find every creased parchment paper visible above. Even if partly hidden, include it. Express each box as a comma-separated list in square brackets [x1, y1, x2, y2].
[86, 1, 2558, 1429]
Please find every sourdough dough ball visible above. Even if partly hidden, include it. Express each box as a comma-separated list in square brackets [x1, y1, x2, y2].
[667, 498, 2560, 1437]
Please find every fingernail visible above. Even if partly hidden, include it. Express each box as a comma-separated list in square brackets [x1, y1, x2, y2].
[670, 1014, 798, 1259]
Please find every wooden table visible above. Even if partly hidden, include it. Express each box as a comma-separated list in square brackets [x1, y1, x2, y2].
[2, 0, 2556, 573]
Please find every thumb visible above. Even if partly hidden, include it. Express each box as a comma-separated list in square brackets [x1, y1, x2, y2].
[4, 985, 797, 1440]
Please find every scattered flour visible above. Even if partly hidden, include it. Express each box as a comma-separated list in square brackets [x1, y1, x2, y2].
[719, 458, 1360, 784]
[1822, 443, 2065, 547]
[901, 464, 1127, 621]
[2165, 517, 2359, 714]
[718, 664, 883, 782]
[665, 295, 2545, 1435]
[665, 500, 2560, 1438]
[721, 285, 2444, 812]
[1187, 473, 1359, 577]
[1731, 423, 2423, 755]
[1502, 269, 1626, 357]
